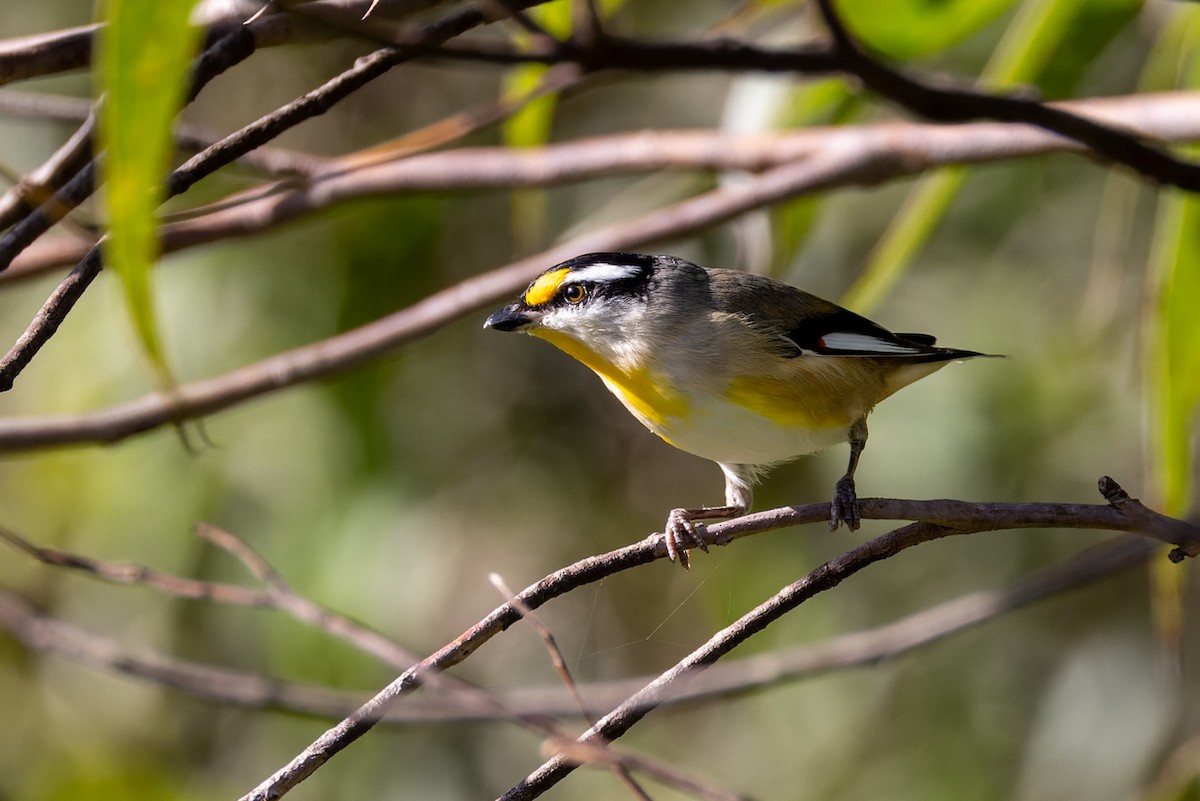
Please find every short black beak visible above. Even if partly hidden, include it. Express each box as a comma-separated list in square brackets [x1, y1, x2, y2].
[484, 303, 537, 332]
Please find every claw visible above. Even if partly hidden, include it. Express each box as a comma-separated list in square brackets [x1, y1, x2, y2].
[830, 475, 861, 531]
[663, 508, 710, 570]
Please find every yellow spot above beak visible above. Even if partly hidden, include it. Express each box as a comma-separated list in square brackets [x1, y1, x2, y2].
[524, 267, 571, 307]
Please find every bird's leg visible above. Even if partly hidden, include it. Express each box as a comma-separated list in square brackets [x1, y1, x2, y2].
[663, 464, 754, 569]
[830, 417, 868, 531]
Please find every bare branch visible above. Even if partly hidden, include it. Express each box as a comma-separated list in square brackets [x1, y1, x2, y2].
[418, 15, 1200, 193]
[0, 521, 421, 669]
[0, 0, 556, 395]
[0, 92, 325, 179]
[0, 104, 96, 230]
[418, 535, 1159, 722]
[2, 88, 1199, 449]
[499, 479, 1196, 799]
[1, 516, 743, 800]
[242, 478, 1196, 801]
[0, 584, 365, 711]
[498, 521, 954, 800]
[0, 24, 98, 87]
[810, 0, 1200, 191]
[141, 88, 1200, 248]
[0, 523, 267, 604]
[0, 526, 1159, 724]
[0, 146, 874, 448]
[8, 87, 1198, 284]
[0, 23, 261, 273]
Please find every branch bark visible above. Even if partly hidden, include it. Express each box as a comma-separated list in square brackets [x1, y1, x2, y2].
[496, 480, 1196, 799]
[4, 90, 1200, 450]
[241, 479, 1197, 801]
[0, 534, 1155, 722]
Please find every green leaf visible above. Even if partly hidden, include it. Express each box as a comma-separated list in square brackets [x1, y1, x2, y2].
[837, 0, 1017, 60]
[501, 0, 631, 251]
[1143, 5, 1200, 650]
[840, 0, 1110, 313]
[99, 0, 201, 387]
[1146, 183, 1198, 648]
[1150, 192, 1200, 516]
[501, 0, 580, 150]
[1147, 9, 1200, 519]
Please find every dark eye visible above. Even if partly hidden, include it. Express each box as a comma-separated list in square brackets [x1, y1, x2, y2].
[563, 284, 587, 304]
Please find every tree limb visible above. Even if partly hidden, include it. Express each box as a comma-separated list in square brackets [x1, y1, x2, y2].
[496, 480, 1196, 800]
[242, 478, 1196, 801]
[810, 0, 1200, 190]
[3, 87, 1200, 449]
[0, 534, 1154, 722]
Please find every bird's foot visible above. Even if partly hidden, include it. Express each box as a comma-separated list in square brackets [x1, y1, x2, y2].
[829, 475, 861, 531]
[663, 508, 711, 570]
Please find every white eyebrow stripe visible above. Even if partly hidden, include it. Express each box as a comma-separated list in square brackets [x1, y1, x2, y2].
[564, 262, 642, 284]
[819, 333, 924, 353]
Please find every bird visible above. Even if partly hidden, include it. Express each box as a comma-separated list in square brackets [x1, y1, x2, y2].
[484, 252, 993, 568]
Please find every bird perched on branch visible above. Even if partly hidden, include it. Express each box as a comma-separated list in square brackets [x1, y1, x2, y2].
[485, 252, 993, 568]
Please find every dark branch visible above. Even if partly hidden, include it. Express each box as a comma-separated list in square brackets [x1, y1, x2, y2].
[497, 478, 1195, 799]
[811, 0, 1200, 191]
[0, 535, 1152, 722]
[0, 0, 542, 392]
[243, 479, 1195, 801]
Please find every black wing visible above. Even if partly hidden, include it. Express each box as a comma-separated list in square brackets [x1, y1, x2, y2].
[785, 310, 986, 361]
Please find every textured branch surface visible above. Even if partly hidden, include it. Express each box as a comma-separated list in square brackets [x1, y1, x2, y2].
[242, 479, 1197, 801]
[0, 0, 546, 393]
[496, 480, 1196, 800]
[2, 90, 1199, 450]
[0, 535, 1155, 722]
[0, 6, 1196, 800]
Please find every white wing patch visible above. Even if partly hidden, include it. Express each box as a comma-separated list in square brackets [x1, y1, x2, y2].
[818, 333, 925, 354]
[564, 262, 642, 285]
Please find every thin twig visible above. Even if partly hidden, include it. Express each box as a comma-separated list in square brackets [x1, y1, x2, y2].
[811, 0, 1200, 190]
[0, 585, 364, 711]
[8, 86, 1198, 284]
[0, 527, 1159, 724]
[489, 572, 656, 801]
[242, 478, 1196, 801]
[195, 524, 424, 668]
[0, 0, 545, 393]
[0, 103, 97, 230]
[0, 518, 741, 801]
[489, 573, 591, 721]
[3, 86, 1200, 445]
[167, 0, 548, 199]
[160, 61, 584, 224]
[0, 521, 420, 667]
[0, 24, 261, 270]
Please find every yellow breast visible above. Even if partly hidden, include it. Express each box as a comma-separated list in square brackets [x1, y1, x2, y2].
[530, 330, 690, 432]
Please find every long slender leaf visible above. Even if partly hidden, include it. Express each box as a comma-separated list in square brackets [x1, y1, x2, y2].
[841, 0, 1130, 313]
[1145, 7, 1200, 650]
[99, 0, 201, 386]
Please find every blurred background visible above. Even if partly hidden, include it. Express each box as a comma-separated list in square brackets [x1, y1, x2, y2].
[0, 0, 1197, 799]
